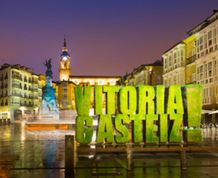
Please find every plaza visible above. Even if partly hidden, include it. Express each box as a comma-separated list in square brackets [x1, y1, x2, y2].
[1, 121, 218, 178]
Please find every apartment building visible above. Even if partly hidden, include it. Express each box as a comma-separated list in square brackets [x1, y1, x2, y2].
[117, 60, 163, 86]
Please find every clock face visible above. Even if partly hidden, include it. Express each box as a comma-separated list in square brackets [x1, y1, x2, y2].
[62, 56, 67, 61]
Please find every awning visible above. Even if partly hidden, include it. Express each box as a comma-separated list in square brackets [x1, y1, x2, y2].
[201, 110, 212, 114]
[209, 110, 218, 115]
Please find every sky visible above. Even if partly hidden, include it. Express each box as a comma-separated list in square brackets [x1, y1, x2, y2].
[1, 0, 218, 81]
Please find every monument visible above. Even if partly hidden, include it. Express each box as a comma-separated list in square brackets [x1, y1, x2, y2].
[38, 59, 59, 120]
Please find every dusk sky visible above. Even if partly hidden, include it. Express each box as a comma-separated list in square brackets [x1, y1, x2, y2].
[1, 0, 218, 81]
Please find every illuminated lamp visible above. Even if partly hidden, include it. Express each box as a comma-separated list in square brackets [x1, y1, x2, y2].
[62, 56, 67, 61]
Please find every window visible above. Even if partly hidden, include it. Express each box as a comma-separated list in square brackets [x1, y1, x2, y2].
[204, 34, 207, 48]
[214, 28, 217, 44]
[208, 31, 212, 46]
[199, 36, 203, 51]
[205, 64, 207, 78]
[200, 65, 203, 80]
[208, 62, 212, 77]
[191, 73, 195, 83]
[174, 52, 177, 64]
[164, 57, 167, 69]
[156, 75, 161, 85]
[169, 55, 172, 67]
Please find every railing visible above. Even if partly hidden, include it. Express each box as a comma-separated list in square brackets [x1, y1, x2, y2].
[186, 55, 196, 65]
[32, 89, 38, 92]
[187, 81, 196, 84]
[32, 81, 38, 84]
[12, 93, 21, 97]
[12, 84, 20, 88]
[12, 75, 20, 80]
[11, 102, 20, 105]
[24, 87, 27, 90]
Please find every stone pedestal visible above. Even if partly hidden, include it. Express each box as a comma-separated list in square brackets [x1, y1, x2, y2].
[38, 76, 59, 120]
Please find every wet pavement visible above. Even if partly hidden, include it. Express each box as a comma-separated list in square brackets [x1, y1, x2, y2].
[0, 122, 218, 178]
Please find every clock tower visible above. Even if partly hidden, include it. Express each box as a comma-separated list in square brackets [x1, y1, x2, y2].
[59, 37, 71, 81]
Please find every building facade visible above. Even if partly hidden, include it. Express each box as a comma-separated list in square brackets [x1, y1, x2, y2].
[0, 64, 52, 121]
[163, 35, 196, 86]
[117, 60, 163, 86]
[163, 10, 218, 123]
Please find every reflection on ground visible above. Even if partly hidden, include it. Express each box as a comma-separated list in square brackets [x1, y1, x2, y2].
[0, 122, 218, 178]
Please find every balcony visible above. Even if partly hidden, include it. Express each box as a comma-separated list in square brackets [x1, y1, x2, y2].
[5, 102, 8, 106]
[24, 78, 27, 82]
[32, 89, 38, 92]
[186, 55, 196, 65]
[32, 81, 38, 84]
[28, 79, 32, 83]
[187, 81, 196, 85]
[13, 93, 21, 97]
[12, 74, 20, 80]
[24, 87, 27, 90]
[11, 102, 20, 105]
[5, 76, 8, 80]
[5, 84, 8, 88]
[12, 84, 20, 88]
[1, 103, 4, 106]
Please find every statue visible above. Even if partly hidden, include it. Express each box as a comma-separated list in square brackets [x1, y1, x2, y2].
[44, 58, 53, 79]
[38, 58, 59, 120]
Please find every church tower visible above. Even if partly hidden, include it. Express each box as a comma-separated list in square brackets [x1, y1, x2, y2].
[59, 37, 71, 81]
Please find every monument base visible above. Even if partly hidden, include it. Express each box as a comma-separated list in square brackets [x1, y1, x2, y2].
[37, 114, 59, 120]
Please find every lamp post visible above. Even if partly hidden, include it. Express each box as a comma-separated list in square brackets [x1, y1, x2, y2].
[149, 69, 154, 86]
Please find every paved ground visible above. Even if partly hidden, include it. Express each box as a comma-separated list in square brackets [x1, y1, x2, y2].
[0, 122, 218, 178]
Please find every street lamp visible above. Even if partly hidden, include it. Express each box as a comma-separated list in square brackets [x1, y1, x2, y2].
[149, 69, 154, 86]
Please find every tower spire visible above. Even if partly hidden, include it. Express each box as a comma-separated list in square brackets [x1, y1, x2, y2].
[63, 35, 66, 47]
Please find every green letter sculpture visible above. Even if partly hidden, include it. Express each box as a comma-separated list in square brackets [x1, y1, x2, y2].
[130, 114, 144, 143]
[97, 115, 114, 143]
[138, 85, 155, 115]
[115, 114, 130, 143]
[75, 86, 91, 115]
[95, 86, 103, 115]
[119, 86, 137, 114]
[145, 114, 159, 143]
[183, 85, 203, 142]
[169, 114, 183, 142]
[167, 86, 184, 114]
[103, 86, 119, 114]
[76, 115, 93, 143]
